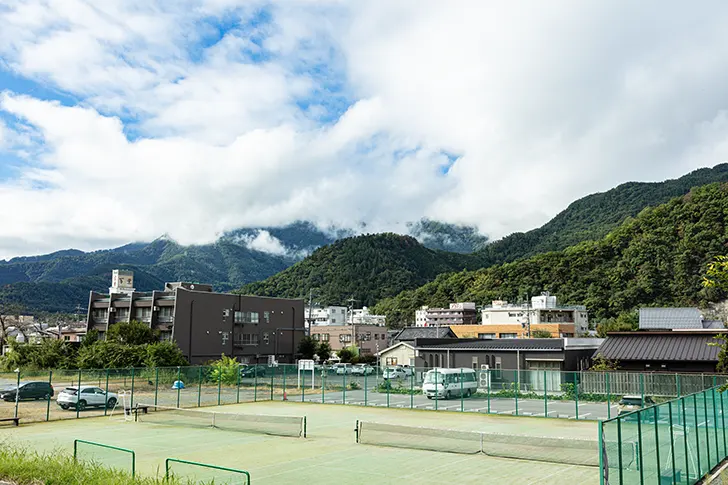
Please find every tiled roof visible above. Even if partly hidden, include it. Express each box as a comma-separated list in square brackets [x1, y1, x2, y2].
[596, 334, 721, 361]
[638, 308, 702, 330]
[395, 327, 456, 341]
[416, 338, 563, 351]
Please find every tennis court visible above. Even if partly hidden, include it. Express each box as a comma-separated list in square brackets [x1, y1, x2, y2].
[2, 401, 601, 484]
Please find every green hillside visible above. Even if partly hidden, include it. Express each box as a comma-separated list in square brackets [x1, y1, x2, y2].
[374, 183, 728, 326]
[237, 233, 484, 307]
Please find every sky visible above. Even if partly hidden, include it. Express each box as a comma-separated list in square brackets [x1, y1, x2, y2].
[1, 1, 728, 259]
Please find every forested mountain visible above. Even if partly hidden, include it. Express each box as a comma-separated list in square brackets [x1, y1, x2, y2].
[476, 163, 728, 266]
[238, 233, 485, 307]
[373, 183, 728, 326]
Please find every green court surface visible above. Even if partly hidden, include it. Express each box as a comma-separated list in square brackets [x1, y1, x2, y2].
[2, 401, 600, 484]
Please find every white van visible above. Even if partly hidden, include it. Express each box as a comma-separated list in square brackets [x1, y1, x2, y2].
[422, 368, 477, 399]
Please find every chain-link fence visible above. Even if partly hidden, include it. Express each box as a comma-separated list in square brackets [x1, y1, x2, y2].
[2, 364, 727, 426]
[600, 386, 728, 485]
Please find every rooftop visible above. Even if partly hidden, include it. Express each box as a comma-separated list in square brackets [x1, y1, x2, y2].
[394, 327, 457, 341]
[638, 307, 704, 330]
[596, 332, 722, 361]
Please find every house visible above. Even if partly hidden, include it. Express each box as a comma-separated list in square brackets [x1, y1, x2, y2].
[376, 342, 416, 367]
[594, 331, 724, 373]
[413, 337, 603, 391]
[638, 307, 724, 330]
[86, 270, 305, 364]
[309, 323, 388, 355]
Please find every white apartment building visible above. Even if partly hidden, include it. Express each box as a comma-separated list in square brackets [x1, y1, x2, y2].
[481, 293, 589, 334]
[351, 307, 386, 326]
[415, 306, 429, 327]
[305, 305, 387, 326]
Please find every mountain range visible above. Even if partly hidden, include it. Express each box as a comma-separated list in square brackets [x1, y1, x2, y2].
[3, 163, 728, 315]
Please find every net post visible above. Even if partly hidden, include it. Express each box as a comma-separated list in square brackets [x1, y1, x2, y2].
[303, 416, 307, 438]
[165, 458, 171, 480]
[343, 370, 347, 405]
[131, 450, 136, 477]
[574, 371, 579, 420]
[76, 368, 82, 419]
[197, 366, 202, 407]
[130, 367, 135, 410]
[487, 368, 491, 414]
[355, 419, 359, 443]
[460, 368, 464, 413]
[178, 366, 183, 408]
[668, 401, 676, 484]
[653, 405, 661, 483]
[217, 364, 222, 406]
[236, 364, 241, 404]
[598, 421, 605, 485]
[47, 370, 53, 421]
[543, 371, 549, 418]
[606, 372, 611, 420]
[73, 439, 78, 462]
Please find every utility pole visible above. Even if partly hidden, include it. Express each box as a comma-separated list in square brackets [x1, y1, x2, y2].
[347, 298, 356, 348]
[307, 290, 314, 337]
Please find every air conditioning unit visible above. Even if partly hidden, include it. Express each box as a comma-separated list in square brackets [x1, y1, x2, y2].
[153, 306, 160, 312]
[109, 307, 116, 313]
[223, 309, 230, 318]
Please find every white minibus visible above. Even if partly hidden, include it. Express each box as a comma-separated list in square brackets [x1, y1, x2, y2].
[422, 368, 477, 399]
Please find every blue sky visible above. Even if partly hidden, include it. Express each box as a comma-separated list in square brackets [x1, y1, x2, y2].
[0, 1, 727, 259]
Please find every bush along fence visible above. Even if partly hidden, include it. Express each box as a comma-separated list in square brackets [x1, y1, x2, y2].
[600, 385, 728, 485]
[1, 365, 727, 425]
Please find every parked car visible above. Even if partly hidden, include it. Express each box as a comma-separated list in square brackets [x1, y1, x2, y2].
[240, 365, 270, 378]
[0, 381, 54, 402]
[618, 395, 656, 417]
[383, 367, 408, 380]
[57, 386, 118, 411]
[351, 364, 374, 376]
[333, 363, 353, 375]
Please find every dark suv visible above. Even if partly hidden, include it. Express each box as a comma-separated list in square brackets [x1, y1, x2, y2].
[240, 365, 271, 378]
[0, 381, 54, 401]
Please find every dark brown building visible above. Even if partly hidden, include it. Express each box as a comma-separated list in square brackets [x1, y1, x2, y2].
[86, 270, 305, 364]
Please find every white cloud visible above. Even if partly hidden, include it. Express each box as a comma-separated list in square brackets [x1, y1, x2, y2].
[1, 1, 728, 258]
[236, 230, 289, 256]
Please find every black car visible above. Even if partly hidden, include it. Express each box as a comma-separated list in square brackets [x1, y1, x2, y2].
[0, 381, 54, 402]
[240, 365, 270, 378]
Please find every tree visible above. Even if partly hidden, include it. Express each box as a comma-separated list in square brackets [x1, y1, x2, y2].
[207, 354, 239, 385]
[144, 342, 187, 368]
[596, 311, 639, 338]
[337, 347, 355, 363]
[591, 353, 620, 371]
[107, 321, 158, 345]
[704, 257, 728, 373]
[316, 342, 332, 362]
[531, 330, 553, 338]
[297, 336, 318, 360]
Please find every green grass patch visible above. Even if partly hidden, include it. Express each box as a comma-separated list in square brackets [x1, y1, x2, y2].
[0, 443, 204, 485]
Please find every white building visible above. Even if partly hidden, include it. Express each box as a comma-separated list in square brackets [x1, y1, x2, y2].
[481, 293, 589, 335]
[305, 305, 386, 327]
[350, 307, 386, 326]
[415, 306, 429, 327]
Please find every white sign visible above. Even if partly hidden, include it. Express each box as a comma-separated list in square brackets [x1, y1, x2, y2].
[297, 359, 315, 389]
[298, 359, 315, 371]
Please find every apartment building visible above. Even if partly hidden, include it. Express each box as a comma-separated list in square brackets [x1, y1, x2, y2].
[421, 303, 478, 326]
[309, 324, 388, 355]
[86, 270, 305, 364]
[478, 293, 589, 337]
[305, 305, 386, 326]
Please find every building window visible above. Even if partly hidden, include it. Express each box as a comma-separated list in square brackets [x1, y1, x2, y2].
[331, 318, 337, 323]
[135, 307, 151, 320]
[116, 308, 129, 319]
[500, 333, 517, 339]
[92, 309, 108, 321]
[64, 336, 70, 341]
[160, 331, 172, 341]
[323, 334, 330, 342]
[238, 334, 259, 346]
[339, 334, 352, 343]
[472, 356, 478, 370]
[159, 307, 173, 317]
[264, 311, 270, 323]
[386, 357, 398, 366]
[374, 334, 379, 340]
[235, 311, 260, 324]
[478, 333, 495, 339]
[494, 357, 502, 378]
[313, 334, 320, 341]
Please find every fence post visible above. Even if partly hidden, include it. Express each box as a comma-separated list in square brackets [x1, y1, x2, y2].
[515, 370, 519, 416]
[694, 394, 702, 476]
[410, 371, 414, 409]
[254, 364, 258, 402]
[712, 388, 720, 462]
[460, 368, 464, 412]
[681, 397, 690, 481]
[434, 368, 438, 411]
[364, 370, 367, 406]
[217, 365, 222, 406]
[47, 370, 54, 421]
[487, 368, 491, 414]
[236, 365, 241, 404]
[301, 367, 305, 402]
[574, 371, 579, 420]
[76, 369, 82, 419]
[270, 368, 274, 401]
[606, 372, 611, 420]
[637, 409, 644, 485]
[386, 371, 390, 408]
[704, 391, 711, 468]
[534, 371, 549, 418]
[282, 364, 286, 400]
[102, 369, 108, 418]
[639, 373, 644, 407]
[343, 371, 347, 405]
[668, 401, 677, 484]
[654, 406, 661, 482]
[177, 367, 182, 408]
[617, 418, 624, 484]
[598, 422, 605, 485]
[154, 367, 159, 407]
[130, 367, 135, 410]
[197, 366, 202, 407]
[676, 374, 681, 398]
[721, 389, 727, 459]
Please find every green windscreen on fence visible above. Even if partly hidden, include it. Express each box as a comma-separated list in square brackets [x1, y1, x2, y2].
[600, 386, 728, 485]
[73, 439, 135, 476]
[165, 458, 250, 485]
[357, 421, 606, 467]
[137, 403, 305, 437]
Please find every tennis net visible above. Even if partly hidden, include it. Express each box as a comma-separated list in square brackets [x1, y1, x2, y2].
[357, 421, 637, 467]
[136, 404, 305, 437]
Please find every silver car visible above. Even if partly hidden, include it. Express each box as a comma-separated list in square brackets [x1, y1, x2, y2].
[57, 386, 118, 411]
